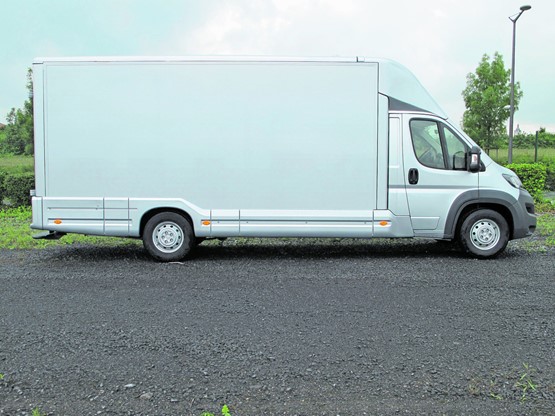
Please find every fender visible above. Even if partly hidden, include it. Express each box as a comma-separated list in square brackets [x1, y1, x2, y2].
[443, 190, 519, 239]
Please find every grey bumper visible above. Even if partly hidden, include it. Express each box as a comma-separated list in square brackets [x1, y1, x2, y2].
[511, 189, 537, 240]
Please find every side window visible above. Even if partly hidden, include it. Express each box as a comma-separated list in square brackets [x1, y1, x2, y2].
[409, 120, 446, 169]
[443, 126, 469, 170]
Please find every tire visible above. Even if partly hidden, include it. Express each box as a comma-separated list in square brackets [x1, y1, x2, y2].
[194, 237, 206, 247]
[459, 209, 509, 258]
[142, 212, 194, 262]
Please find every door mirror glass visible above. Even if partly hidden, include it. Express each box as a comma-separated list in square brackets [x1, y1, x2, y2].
[468, 146, 481, 173]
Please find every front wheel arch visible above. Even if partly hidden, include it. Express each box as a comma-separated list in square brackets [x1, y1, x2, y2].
[452, 202, 514, 241]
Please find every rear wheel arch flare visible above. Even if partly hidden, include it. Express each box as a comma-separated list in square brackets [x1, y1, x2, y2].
[139, 208, 195, 238]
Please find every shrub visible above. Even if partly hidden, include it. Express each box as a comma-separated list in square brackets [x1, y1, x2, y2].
[2, 172, 35, 206]
[505, 163, 547, 202]
[0, 170, 6, 204]
[542, 161, 555, 191]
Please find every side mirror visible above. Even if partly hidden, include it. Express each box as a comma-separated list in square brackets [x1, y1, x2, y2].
[467, 145, 481, 173]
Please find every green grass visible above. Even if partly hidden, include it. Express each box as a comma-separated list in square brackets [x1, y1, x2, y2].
[1, 206, 554, 250]
[2, 149, 553, 174]
[1, 151, 554, 251]
[515, 363, 538, 403]
[31, 408, 47, 416]
[537, 212, 555, 246]
[467, 363, 546, 403]
[0, 154, 34, 174]
[489, 147, 555, 164]
[0, 206, 141, 249]
[201, 405, 232, 416]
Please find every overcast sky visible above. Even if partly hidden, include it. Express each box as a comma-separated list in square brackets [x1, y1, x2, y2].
[1, 0, 553, 133]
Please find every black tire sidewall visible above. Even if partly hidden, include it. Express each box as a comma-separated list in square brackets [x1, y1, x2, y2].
[143, 212, 194, 262]
[459, 209, 509, 258]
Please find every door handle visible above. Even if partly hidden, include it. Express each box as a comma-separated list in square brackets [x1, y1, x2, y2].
[408, 168, 419, 185]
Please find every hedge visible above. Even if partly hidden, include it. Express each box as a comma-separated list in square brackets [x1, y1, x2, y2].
[542, 161, 555, 191]
[0, 171, 35, 207]
[0, 164, 551, 208]
[505, 163, 547, 202]
[0, 170, 6, 204]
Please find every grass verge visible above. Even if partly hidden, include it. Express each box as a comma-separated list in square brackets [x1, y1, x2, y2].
[536, 212, 555, 246]
[0, 155, 34, 174]
[1, 206, 554, 251]
[489, 147, 555, 164]
[0, 206, 141, 249]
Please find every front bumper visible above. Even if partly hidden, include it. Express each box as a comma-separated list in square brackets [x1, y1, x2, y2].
[511, 189, 537, 239]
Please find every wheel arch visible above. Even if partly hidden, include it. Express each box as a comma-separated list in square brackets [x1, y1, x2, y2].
[453, 203, 514, 240]
[445, 191, 518, 240]
[139, 207, 195, 238]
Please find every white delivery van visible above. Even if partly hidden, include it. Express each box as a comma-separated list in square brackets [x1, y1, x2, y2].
[30, 56, 537, 260]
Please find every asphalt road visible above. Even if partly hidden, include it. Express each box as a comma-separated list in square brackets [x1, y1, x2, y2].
[1, 239, 554, 415]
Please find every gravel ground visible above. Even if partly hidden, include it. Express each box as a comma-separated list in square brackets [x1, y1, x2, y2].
[0, 238, 554, 415]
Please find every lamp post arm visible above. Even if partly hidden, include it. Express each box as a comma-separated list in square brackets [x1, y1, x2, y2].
[510, 10, 524, 23]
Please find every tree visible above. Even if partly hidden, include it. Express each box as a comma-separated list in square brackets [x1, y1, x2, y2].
[1, 69, 34, 155]
[462, 52, 522, 152]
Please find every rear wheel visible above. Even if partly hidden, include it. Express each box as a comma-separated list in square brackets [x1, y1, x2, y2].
[459, 209, 509, 258]
[143, 212, 194, 262]
[194, 237, 206, 247]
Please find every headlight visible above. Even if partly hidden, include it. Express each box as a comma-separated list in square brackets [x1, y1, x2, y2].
[503, 173, 523, 189]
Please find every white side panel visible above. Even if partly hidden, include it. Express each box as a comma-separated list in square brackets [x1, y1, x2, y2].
[239, 210, 373, 238]
[32, 63, 46, 196]
[239, 222, 373, 238]
[104, 198, 129, 236]
[43, 197, 104, 235]
[31, 197, 43, 230]
[373, 210, 414, 238]
[128, 198, 211, 238]
[211, 209, 239, 237]
[43, 62, 379, 212]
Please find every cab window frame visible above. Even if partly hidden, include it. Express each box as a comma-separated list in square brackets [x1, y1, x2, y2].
[409, 118, 469, 171]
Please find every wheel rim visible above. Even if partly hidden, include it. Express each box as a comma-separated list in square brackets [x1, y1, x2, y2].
[469, 219, 500, 250]
[152, 221, 184, 253]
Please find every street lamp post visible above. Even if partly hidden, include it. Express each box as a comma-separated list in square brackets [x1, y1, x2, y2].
[508, 5, 531, 164]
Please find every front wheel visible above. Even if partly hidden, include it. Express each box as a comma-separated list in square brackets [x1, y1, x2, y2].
[143, 212, 194, 262]
[459, 209, 509, 258]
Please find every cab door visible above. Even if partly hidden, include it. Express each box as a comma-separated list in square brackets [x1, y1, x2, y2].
[402, 115, 478, 237]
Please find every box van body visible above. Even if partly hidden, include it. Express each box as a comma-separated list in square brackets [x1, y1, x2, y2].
[31, 56, 537, 260]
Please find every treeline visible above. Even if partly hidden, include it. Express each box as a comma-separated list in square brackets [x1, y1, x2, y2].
[512, 128, 555, 148]
[1, 65, 554, 156]
[0, 69, 34, 156]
